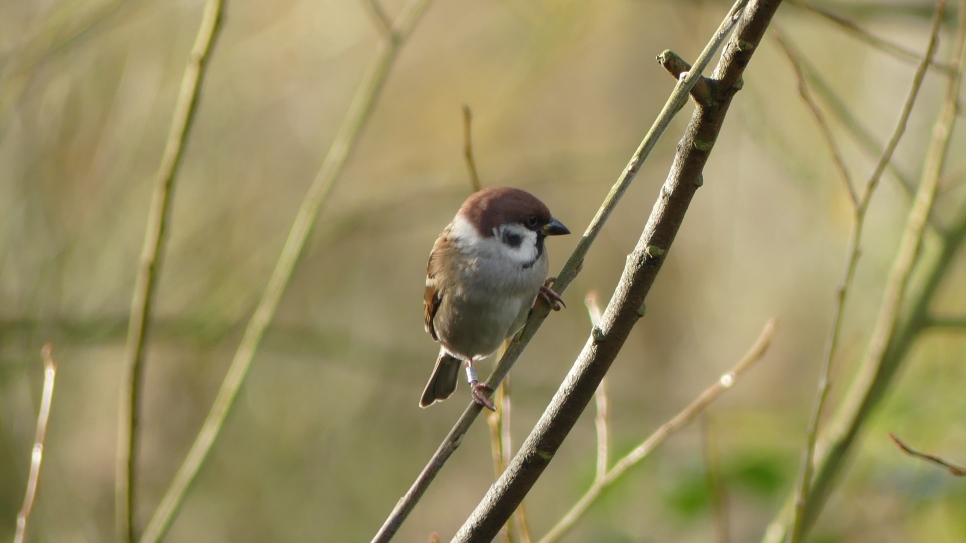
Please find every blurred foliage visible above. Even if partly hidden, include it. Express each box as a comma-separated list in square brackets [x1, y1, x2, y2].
[1, 0, 965, 542]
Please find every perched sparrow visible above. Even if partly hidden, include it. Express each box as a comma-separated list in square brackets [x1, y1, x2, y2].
[420, 187, 570, 410]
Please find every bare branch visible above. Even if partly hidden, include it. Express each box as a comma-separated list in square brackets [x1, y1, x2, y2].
[889, 433, 966, 476]
[463, 105, 483, 193]
[115, 1, 224, 541]
[784, 3, 949, 542]
[773, 27, 856, 208]
[14, 344, 58, 543]
[584, 290, 609, 483]
[452, 2, 781, 538]
[538, 321, 776, 543]
[369, 2, 752, 541]
[136, 2, 434, 542]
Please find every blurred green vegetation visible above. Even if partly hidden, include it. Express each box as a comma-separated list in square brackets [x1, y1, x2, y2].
[1, 0, 965, 542]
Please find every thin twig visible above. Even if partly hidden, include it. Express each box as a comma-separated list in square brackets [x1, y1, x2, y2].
[766, 2, 966, 541]
[538, 321, 777, 543]
[114, 2, 224, 541]
[136, 2, 432, 542]
[790, 0, 955, 73]
[584, 290, 609, 482]
[13, 344, 57, 543]
[773, 27, 856, 207]
[785, 4, 947, 542]
[702, 416, 730, 543]
[369, 2, 752, 540]
[888, 433, 966, 476]
[463, 105, 483, 193]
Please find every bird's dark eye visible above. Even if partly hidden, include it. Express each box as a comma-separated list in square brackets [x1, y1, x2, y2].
[525, 215, 539, 228]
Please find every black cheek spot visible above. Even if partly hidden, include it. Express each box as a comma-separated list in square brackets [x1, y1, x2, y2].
[502, 231, 523, 248]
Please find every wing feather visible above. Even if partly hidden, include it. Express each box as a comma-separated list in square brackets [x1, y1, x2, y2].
[424, 228, 457, 341]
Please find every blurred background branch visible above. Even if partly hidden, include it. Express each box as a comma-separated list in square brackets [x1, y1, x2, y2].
[136, 0, 433, 542]
[114, 1, 224, 540]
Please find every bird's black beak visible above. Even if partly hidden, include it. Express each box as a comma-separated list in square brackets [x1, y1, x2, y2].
[542, 217, 570, 236]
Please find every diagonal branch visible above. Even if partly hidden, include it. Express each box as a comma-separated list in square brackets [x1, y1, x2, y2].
[115, 1, 224, 541]
[538, 321, 776, 543]
[452, 2, 783, 540]
[369, 3, 752, 541]
[135, 2, 433, 542]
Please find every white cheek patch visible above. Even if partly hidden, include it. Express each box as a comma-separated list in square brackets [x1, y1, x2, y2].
[497, 224, 539, 265]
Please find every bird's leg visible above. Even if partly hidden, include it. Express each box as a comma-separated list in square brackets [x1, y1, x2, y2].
[537, 277, 566, 311]
[465, 359, 496, 411]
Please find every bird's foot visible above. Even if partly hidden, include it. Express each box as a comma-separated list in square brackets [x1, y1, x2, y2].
[538, 277, 565, 311]
[470, 381, 496, 411]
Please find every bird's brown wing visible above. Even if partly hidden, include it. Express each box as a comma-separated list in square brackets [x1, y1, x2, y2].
[424, 228, 456, 341]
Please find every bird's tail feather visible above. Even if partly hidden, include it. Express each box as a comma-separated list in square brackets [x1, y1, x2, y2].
[419, 351, 462, 408]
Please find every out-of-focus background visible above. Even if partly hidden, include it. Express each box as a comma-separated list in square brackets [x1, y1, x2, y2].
[1, 0, 965, 541]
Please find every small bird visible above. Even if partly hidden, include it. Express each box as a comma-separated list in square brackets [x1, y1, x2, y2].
[420, 187, 570, 410]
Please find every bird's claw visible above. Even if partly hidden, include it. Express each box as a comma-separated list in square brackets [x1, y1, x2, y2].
[538, 278, 565, 311]
[470, 381, 496, 411]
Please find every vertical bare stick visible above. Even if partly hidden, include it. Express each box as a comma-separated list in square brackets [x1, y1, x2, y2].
[784, 3, 947, 542]
[463, 105, 483, 193]
[486, 344, 513, 543]
[114, 1, 224, 541]
[584, 290, 609, 482]
[702, 416, 730, 543]
[14, 344, 58, 543]
[137, 2, 433, 542]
